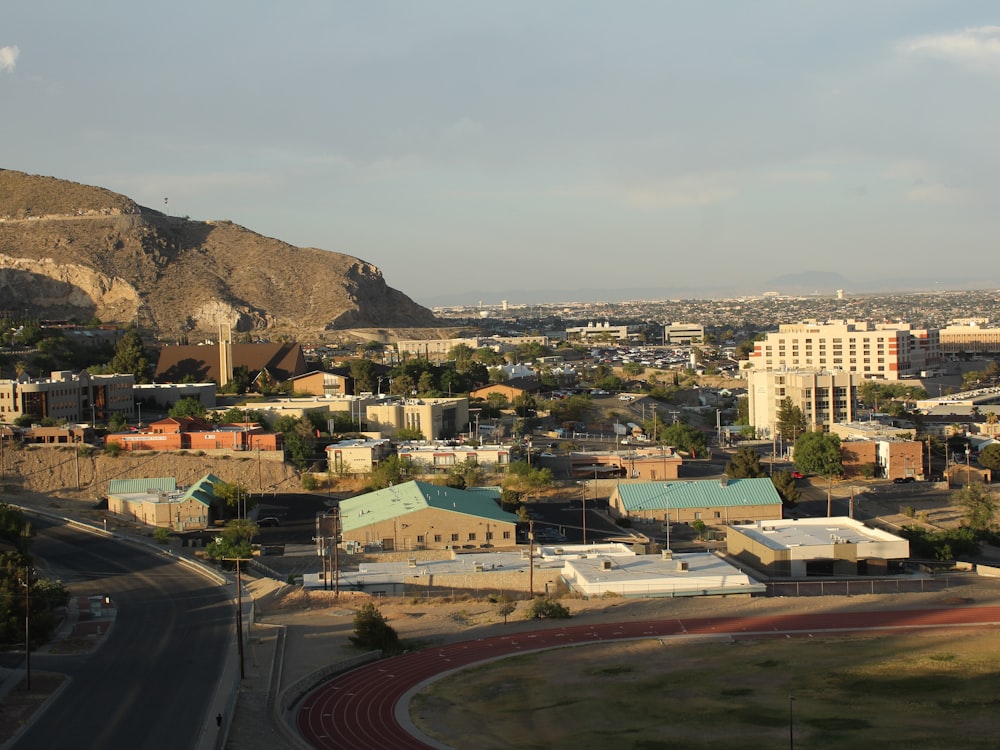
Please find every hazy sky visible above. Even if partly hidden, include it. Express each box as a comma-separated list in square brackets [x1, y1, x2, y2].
[4, 2, 1000, 305]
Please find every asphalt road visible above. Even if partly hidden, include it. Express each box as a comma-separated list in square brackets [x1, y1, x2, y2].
[5, 518, 233, 750]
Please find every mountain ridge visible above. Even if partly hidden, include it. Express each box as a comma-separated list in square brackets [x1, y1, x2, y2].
[0, 169, 438, 341]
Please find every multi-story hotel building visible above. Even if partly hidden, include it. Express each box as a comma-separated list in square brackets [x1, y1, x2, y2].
[747, 321, 939, 381]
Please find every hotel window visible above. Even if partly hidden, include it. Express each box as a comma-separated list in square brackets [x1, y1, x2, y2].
[468, 533, 476, 541]
[503, 530, 511, 539]
[451, 533, 459, 542]
[434, 534, 442, 543]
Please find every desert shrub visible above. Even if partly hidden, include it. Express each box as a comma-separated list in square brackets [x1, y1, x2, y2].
[525, 597, 571, 620]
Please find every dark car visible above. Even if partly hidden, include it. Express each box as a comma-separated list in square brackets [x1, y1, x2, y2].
[892, 477, 916, 484]
[257, 516, 280, 527]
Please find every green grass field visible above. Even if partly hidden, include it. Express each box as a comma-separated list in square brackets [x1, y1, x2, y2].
[410, 629, 1000, 750]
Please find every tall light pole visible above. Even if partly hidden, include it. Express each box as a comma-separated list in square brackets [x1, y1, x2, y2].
[223, 556, 252, 679]
[22, 566, 31, 691]
[136, 402, 142, 427]
[789, 695, 795, 750]
[581, 482, 587, 544]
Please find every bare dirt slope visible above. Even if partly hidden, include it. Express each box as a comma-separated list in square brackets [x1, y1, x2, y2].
[1, 445, 301, 502]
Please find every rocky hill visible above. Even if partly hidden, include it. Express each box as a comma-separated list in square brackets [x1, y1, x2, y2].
[0, 169, 439, 340]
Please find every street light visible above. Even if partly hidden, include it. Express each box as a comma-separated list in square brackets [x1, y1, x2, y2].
[22, 566, 30, 691]
[789, 695, 795, 750]
[136, 402, 142, 427]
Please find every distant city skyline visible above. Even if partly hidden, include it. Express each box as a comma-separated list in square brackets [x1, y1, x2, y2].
[5, 2, 1000, 306]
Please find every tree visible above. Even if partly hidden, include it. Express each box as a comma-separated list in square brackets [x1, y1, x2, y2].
[349, 358, 377, 394]
[369, 455, 421, 489]
[350, 602, 400, 651]
[793, 431, 842, 515]
[977, 443, 1000, 472]
[493, 595, 517, 624]
[205, 519, 258, 562]
[0, 504, 29, 548]
[793, 432, 842, 478]
[770, 470, 801, 507]
[211, 481, 254, 516]
[724, 446, 766, 479]
[109, 325, 151, 382]
[954, 483, 998, 532]
[448, 343, 476, 373]
[390, 374, 415, 396]
[275, 415, 319, 470]
[659, 422, 707, 457]
[776, 397, 806, 442]
[525, 597, 571, 620]
[169, 397, 207, 419]
[445, 458, 485, 490]
[106, 412, 127, 433]
[503, 461, 553, 500]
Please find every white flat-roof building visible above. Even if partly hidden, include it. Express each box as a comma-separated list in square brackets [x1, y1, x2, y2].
[726, 517, 910, 577]
[301, 543, 764, 599]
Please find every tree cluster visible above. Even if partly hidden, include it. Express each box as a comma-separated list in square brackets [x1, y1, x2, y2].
[350, 602, 400, 652]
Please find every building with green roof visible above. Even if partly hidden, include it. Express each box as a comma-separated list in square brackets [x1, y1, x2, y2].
[339, 480, 519, 552]
[108, 473, 221, 531]
[609, 477, 783, 527]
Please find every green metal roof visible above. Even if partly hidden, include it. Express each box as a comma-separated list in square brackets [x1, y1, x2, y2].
[339, 480, 517, 533]
[615, 478, 782, 512]
[108, 478, 177, 495]
[181, 473, 223, 507]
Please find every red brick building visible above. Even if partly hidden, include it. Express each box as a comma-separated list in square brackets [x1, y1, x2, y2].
[106, 417, 283, 452]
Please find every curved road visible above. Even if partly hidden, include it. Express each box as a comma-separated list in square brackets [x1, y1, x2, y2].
[298, 605, 1000, 749]
[4, 518, 233, 750]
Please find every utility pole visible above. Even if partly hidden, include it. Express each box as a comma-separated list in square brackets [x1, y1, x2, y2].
[528, 519, 535, 598]
[222, 556, 252, 679]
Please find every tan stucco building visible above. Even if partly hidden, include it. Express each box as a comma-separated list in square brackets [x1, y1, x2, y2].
[365, 397, 469, 440]
[747, 368, 863, 437]
[337, 481, 519, 552]
[0, 370, 135, 423]
[726, 517, 910, 577]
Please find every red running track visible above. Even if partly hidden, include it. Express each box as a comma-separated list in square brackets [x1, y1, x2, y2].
[296, 605, 1000, 749]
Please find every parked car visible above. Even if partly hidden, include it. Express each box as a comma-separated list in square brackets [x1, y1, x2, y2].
[893, 477, 916, 484]
[791, 471, 804, 479]
[257, 516, 281, 527]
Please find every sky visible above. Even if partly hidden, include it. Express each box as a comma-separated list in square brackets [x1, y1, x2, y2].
[4, 2, 1000, 306]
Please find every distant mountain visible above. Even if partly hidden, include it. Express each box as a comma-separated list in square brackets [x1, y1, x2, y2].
[0, 169, 438, 339]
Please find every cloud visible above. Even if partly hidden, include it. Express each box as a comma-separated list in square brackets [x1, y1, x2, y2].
[0, 45, 19, 73]
[898, 26, 1000, 73]
[905, 181, 967, 204]
[559, 173, 739, 209]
